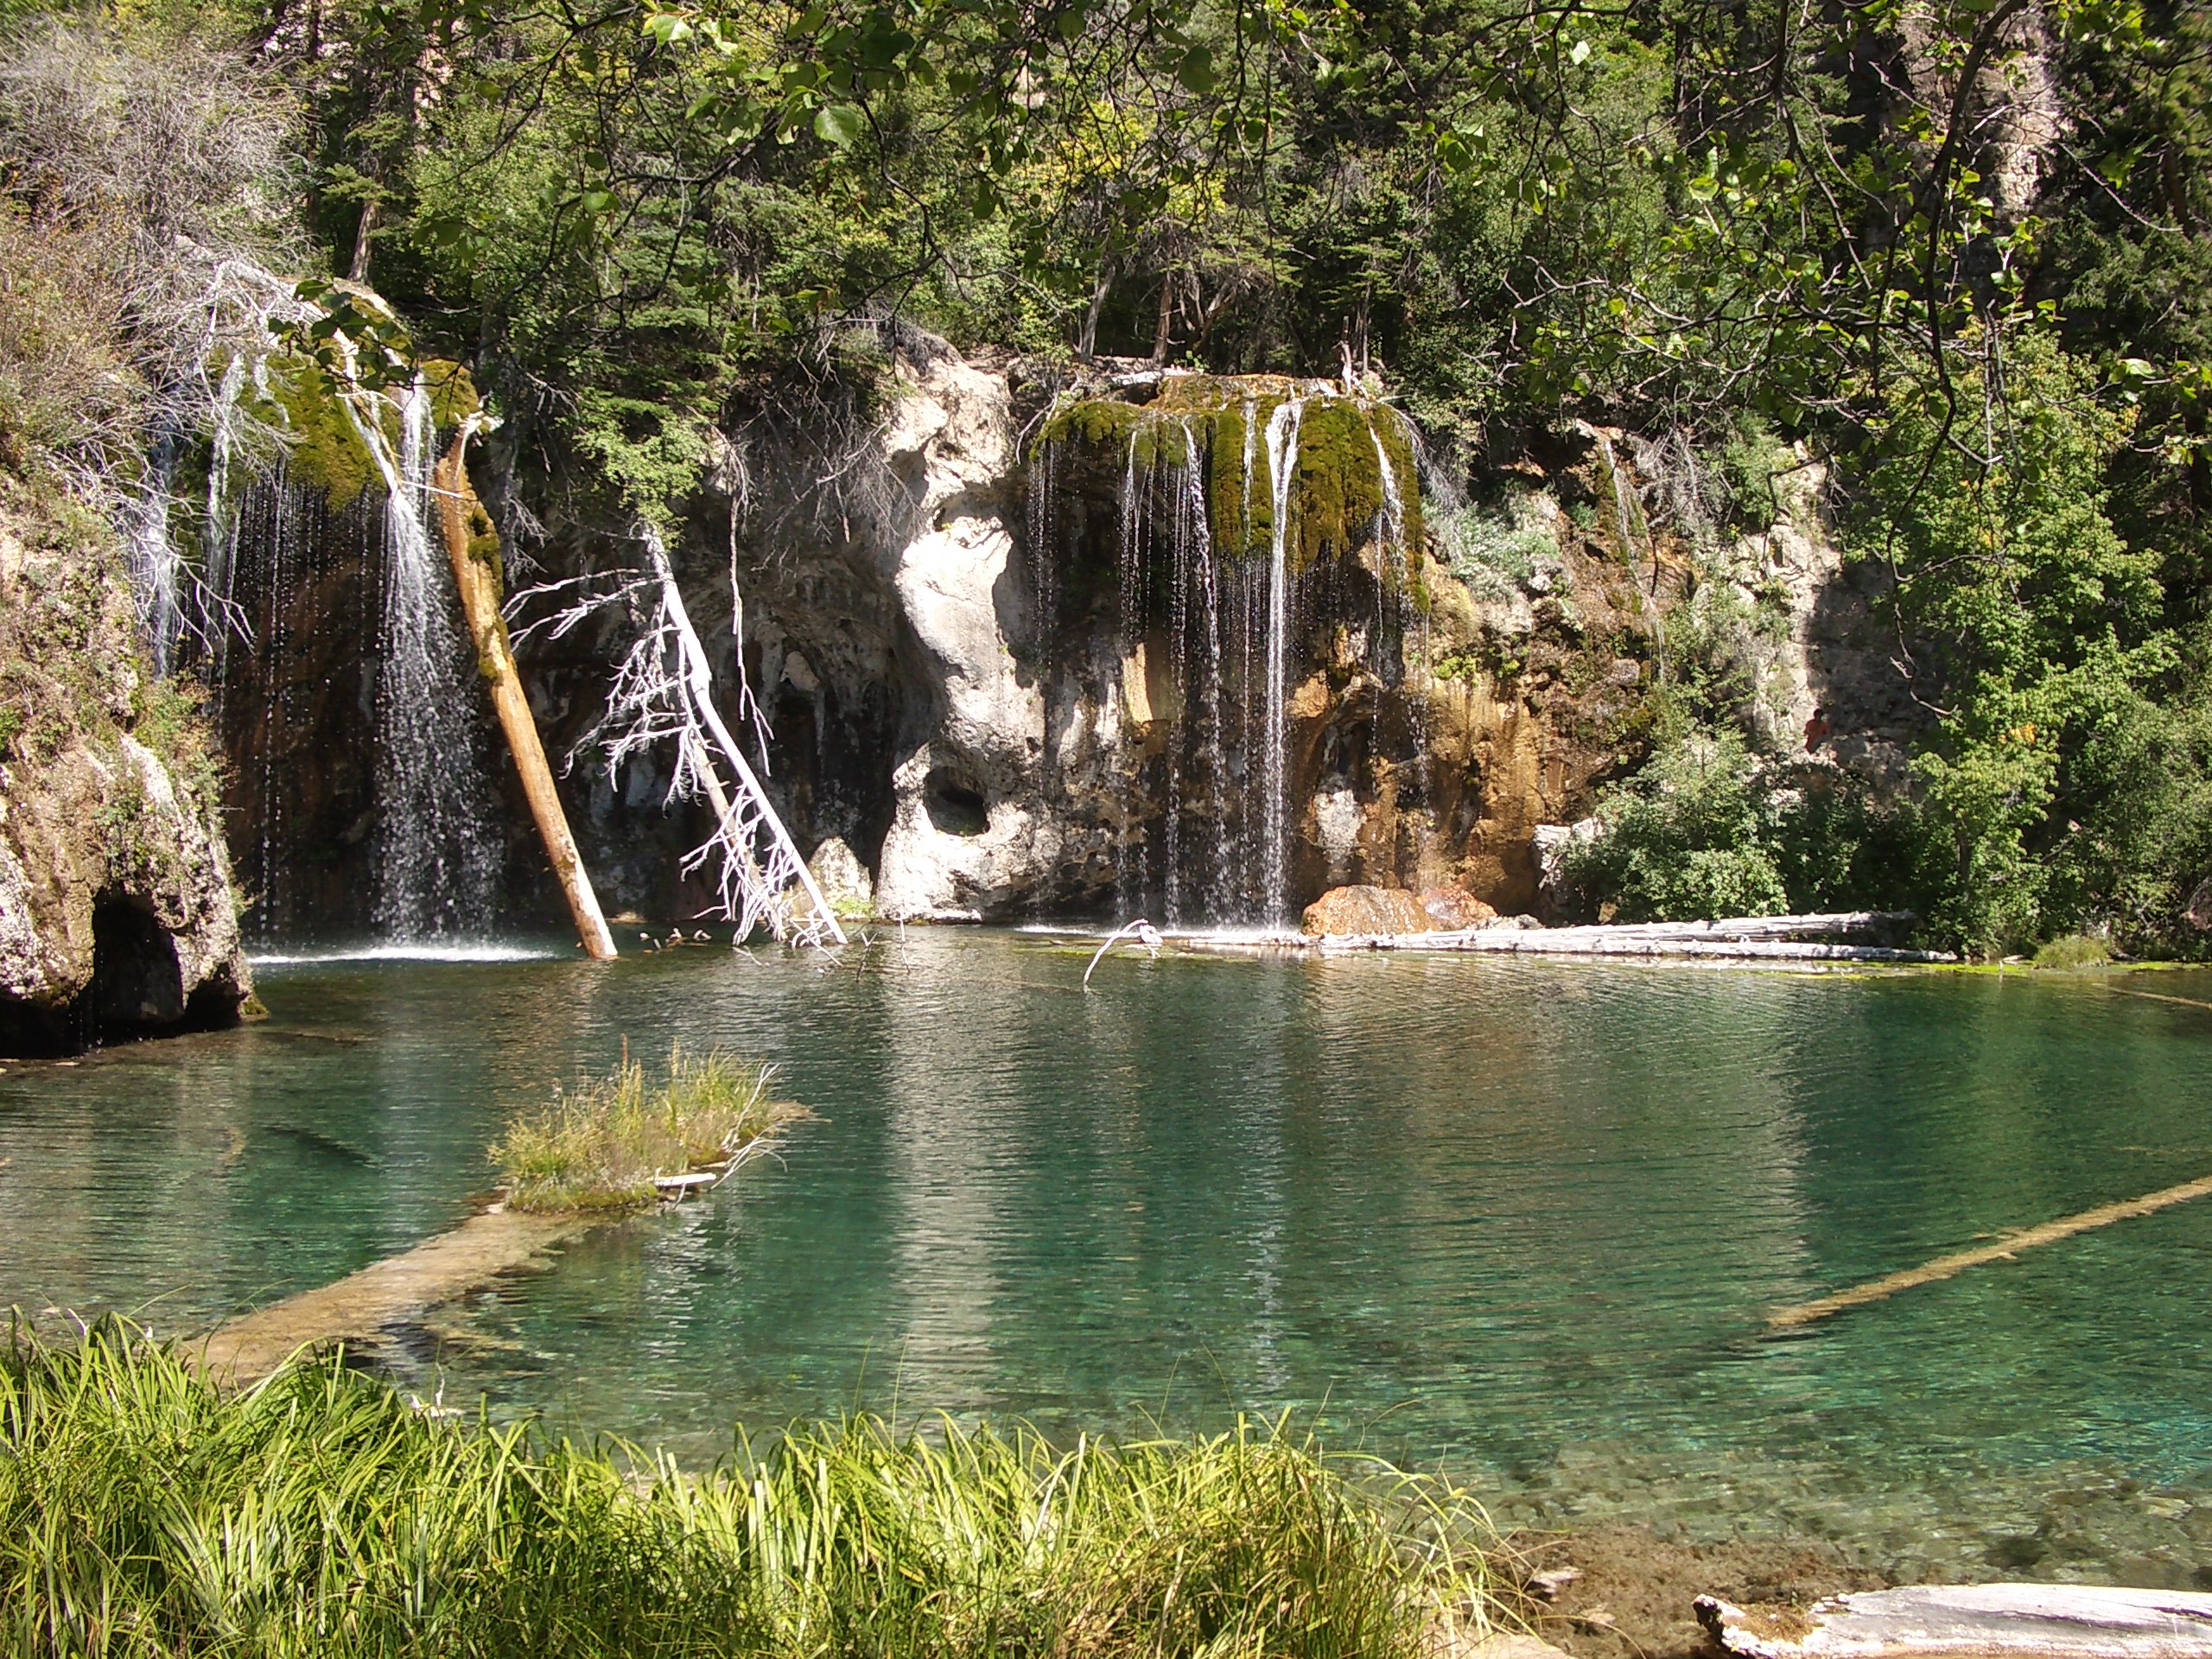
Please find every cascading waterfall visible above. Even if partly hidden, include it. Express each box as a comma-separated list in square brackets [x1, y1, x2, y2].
[123, 436, 185, 678]
[353, 377, 501, 940]
[1033, 378, 1422, 931]
[1260, 398, 1303, 925]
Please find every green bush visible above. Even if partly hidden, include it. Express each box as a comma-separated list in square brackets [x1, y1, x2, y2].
[1564, 726, 1789, 920]
[1564, 721, 1940, 925]
[2033, 934, 2112, 969]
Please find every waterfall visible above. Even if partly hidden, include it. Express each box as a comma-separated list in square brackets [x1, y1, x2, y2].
[354, 377, 501, 940]
[1029, 378, 1421, 931]
[1260, 397, 1304, 928]
[124, 437, 184, 677]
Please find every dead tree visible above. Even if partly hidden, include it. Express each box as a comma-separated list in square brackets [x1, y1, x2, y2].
[519, 527, 847, 947]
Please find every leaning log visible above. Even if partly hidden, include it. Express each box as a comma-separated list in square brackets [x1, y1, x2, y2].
[433, 425, 618, 961]
[1697, 1585, 2212, 1659]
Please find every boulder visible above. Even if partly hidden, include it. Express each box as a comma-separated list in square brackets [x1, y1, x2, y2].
[1301, 885, 1436, 938]
[1419, 885, 1498, 931]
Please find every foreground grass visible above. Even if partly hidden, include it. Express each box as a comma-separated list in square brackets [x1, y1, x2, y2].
[492, 1043, 800, 1214]
[0, 1330, 1505, 1657]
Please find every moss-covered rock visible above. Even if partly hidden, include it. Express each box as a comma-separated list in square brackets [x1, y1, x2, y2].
[0, 470, 252, 1054]
[1034, 374, 1425, 597]
[250, 356, 484, 510]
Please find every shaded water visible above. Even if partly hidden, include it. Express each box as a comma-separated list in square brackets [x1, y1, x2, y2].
[3, 936, 2210, 1582]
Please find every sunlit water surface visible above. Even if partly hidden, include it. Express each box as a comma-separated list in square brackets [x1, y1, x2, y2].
[4, 933, 2211, 1584]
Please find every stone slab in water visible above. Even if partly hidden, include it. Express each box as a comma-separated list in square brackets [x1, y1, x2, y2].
[1698, 1585, 2212, 1659]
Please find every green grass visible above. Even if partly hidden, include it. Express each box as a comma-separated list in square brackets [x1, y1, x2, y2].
[0, 1327, 1507, 1657]
[491, 1043, 801, 1214]
[2033, 934, 2113, 969]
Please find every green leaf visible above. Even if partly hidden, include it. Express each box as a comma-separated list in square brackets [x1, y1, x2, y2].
[813, 102, 865, 146]
[1177, 45, 1215, 93]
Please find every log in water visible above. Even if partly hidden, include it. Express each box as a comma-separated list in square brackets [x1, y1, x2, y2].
[1767, 1173, 2212, 1329]
[1698, 1585, 2212, 1659]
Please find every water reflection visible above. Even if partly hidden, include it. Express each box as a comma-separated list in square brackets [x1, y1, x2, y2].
[3, 938, 2210, 1580]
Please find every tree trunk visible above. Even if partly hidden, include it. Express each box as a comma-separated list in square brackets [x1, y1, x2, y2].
[432, 428, 618, 960]
[1149, 270, 1176, 364]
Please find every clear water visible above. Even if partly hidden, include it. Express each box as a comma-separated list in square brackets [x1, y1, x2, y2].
[4, 934, 2211, 1584]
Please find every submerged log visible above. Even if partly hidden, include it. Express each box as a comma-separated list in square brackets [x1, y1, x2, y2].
[433, 427, 618, 961]
[1697, 1585, 2212, 1659]
[1767, 1170, 2212, 1328]
[194, 1207, 587, 1384]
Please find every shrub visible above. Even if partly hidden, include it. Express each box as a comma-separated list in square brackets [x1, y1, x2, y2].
[1565, 726, 1789, 920]
[2033, 934, 2112, 969]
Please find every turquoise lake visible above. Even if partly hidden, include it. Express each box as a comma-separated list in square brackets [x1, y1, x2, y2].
[3, 932, 2209, 1584]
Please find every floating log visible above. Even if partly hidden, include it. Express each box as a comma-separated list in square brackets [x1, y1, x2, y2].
[1697, 1585, 2212, 1659]
[652, 1172, 721, 1195]
[434, 424, 618, 961]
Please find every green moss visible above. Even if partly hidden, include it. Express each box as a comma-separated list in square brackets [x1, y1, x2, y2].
[1037, 397, 1146, 453]
[1039, 382, 1426, 601]
[422, 359, 482, 430]
[253, 356, 485, 510]
[262, 357, 385, 507]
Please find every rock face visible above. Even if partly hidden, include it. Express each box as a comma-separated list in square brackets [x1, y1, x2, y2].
[1301, 885, 1435, 937]
[207, 337, 1922, 938]
[0, 486, 252, 1054]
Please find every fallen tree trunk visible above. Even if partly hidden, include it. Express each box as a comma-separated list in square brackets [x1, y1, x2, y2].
[1698, 1585, 2212, 1659]
[1314, 920, 1951, 963]
[433, 426, 617, 961]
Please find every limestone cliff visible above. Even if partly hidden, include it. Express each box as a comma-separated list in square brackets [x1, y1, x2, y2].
[0, 477, 252, 1053]
[203, 337, 1923, 935]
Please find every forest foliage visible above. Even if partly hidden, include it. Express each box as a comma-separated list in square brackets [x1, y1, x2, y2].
[0, 0, 2208, 954]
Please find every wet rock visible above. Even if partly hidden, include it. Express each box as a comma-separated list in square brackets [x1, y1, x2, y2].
[1420, 885, 1498, 930]
[1301, 885, 1435, 937]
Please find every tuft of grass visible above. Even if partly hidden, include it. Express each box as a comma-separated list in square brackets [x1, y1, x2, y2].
[0, 1327, 1507, 1657]
[2034, 933, 2113, 970]
[492, 1042, 801, 1214]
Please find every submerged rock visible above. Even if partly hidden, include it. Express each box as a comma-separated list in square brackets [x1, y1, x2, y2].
[0, 484, 251, 1054]
[1301, 885, 1435, 937]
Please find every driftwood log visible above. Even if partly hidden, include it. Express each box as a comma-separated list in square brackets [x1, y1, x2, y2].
[1698, 1586, 2212, 1659]
[1309, 912, 1954, 963]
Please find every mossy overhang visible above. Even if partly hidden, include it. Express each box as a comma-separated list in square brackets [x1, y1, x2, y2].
[1033, 374, 1427, 594]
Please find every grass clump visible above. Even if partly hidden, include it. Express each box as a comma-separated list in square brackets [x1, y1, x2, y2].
[492, 1042, 799, 1214]
[0, 1328, 1507, 1658]
[2033, 933, 2113, 969]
